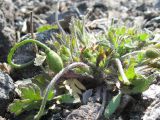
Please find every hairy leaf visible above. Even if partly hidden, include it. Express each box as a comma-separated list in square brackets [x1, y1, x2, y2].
[137, 33, 149, 41]
[104, 92, 122, 118]
[55, 94, 75, 104]
[125, 64, 136, 81]
[8, 99, 41, 116]
[59, 45, 71, 62]
[131, 74, 155, 93]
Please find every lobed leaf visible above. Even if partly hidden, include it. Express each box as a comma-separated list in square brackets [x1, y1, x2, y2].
[19, 83, 42, 100]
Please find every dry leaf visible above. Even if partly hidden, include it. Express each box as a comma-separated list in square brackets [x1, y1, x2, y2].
[34, 54, 46, 66]
[63, 79, 86, 101]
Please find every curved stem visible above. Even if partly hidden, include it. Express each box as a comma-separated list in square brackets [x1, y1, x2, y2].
[7, 39, 51, 68]
[115, 58, 130, 85]
[34, 62, 89, 120]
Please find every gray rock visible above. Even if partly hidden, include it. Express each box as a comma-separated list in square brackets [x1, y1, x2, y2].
[66, 102, 101, 120]
[0, 0, 16, 62]
[0, 71, 15, 116]
[46, 8, 81, 31]
[0, 116, 5, 120]
[142, 84, 160, 100]
[142, 84, 160, 120]
[154, 0, 160, 9]
[143, 98, 160, 120]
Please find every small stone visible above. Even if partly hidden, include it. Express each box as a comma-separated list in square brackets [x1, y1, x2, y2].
[0, 116, 5, 120]
[0, 71, 15, 116]
[154, 0, 160, 9]
[66, 102, 101, 120]
[0, 0, 16, 62]
[142, 84, 160, 100]
[62, 109, 71, 117]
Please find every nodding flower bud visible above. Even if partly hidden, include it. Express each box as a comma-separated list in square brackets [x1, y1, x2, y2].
[7, 39, 63, 73]
[46, 49, 63, 73]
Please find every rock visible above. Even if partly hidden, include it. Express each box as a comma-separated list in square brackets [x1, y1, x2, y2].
[143, 98, 160, 120]
[136, 4, 147, 12]
[154, 0, 160, 9]
[88, 3, 108, 20]
[82, 89, 93, 104]
[0, 71, 15, 116]
[144, 11, 159, 21]
[62, 109, 71, 117]
[0, 116, 6, 120]
[51, 113, 62, 120]
[66, 102, 101, 120]
[144, 16, 160, 30]
[142, 84, 160, 100]
[46, 8, 80, 31]
[77, 1, 88, 14]
[0, 0, 16, 62]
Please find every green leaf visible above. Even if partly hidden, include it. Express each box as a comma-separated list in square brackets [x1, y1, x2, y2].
[8, 99, 42, 116]
[119, 63, 136, 83]
[70, 18, 91, 47]
[125, 64, 136, 81]
[82, 48, 92, 58]
[70, 37, 78, 55]
[108, 28, 117, 49]
[59, 45, 71, 62]
[19, 84, 42, 100]
[137, 52, 145, 63]
[32, 75, 54, 100]
[53, 41, 61, 50]
[8, 99, 32, 115]
[9, 82, 55, 116]
[32, 74, 49, 92]
[37, 24, 58, 33]
[127, 28, 135, 35]
[55, 94, 75, 104]
[104, 92, 122, 118]
[47, 89, 54, 100]
[131, 74, 155, 93]
[137, 33, 149, 41]
[115, 26, 126, 35]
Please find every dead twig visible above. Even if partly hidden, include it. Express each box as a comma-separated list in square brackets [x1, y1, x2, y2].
[30, 12, 38, 53]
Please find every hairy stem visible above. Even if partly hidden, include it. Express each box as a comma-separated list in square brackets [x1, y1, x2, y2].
[7, 39, 51, 68]
[115, 58, 130, 85]
[34, 62, 89, 120]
